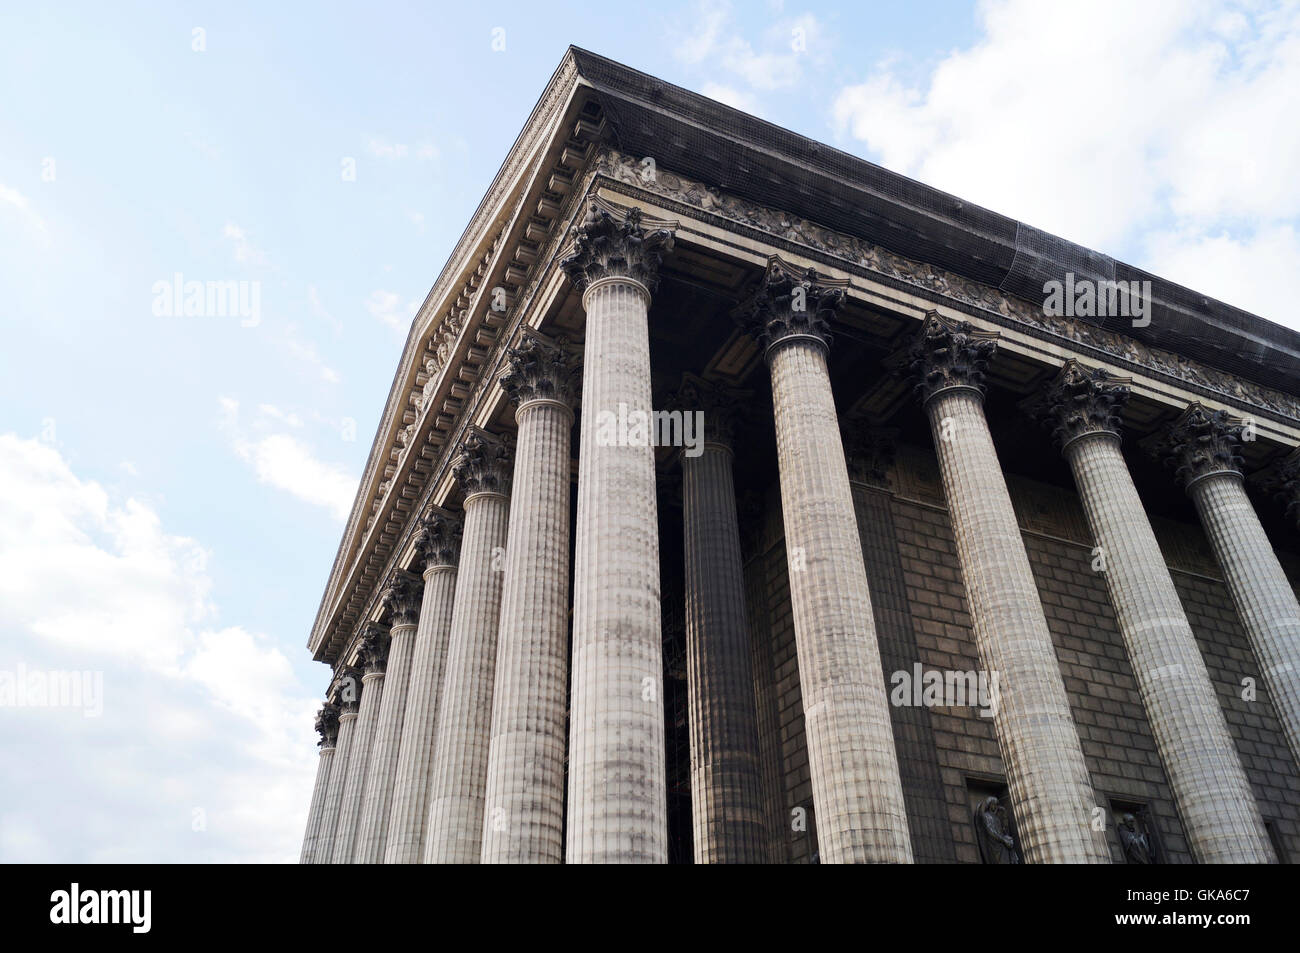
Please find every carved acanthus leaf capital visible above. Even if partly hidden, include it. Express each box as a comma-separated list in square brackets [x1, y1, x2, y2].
[381, 571, 423, 627]
[452, 428, 513, 499]
[909, 311, 999, 404]
[500, 329, 579, 410]
[735, 256, 847, 356]
[413, 509, 463, 571]
[1156, 403, 1245, 490]
[666, 373, 751, 450]
[330, 666, 362, 713]
[357, 624, 390, 676]
[560, 200, 676, 293]
[314, 703, 340, 748]
[1273, 448, 1300, 530]
[1041, 360, 1131, 451]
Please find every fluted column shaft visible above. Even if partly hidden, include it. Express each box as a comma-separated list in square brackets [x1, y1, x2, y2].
[313, 707, 356, 864]
[481, 397, 574, 863]
[567, 277, 667, 864]
[424, 486, 511, 863]
[767, 339, 912, 863]
[353, 619, 418, 863]
[330, 668, 385, 863]
[1191, 471, 1300, 767]
[298, 743, 336, 863]
[927, 387, 1107, 862]
[1064, 432, 1272, 861]
[384, 559, 459, 863]
[682, 440, 767, 863]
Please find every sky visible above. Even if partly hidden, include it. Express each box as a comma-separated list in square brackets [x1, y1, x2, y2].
[1, 0, 1297, 863]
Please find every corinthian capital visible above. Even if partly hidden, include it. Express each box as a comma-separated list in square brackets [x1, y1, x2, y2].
[1275, 448, 1300, 530]
[667, 373, 750, 450]
[1041, 360, 1131, 451]
[413, 508, 462, 572]
[357, 624, 390, 676]
[500, 328, 579, 410]
[909, 311, 999, 404]
[452, 427, 512, 499]
[560, 200, 676, 294]
[735, 256, 848, 356]
[1156, 403, 1245, 490]
[315, 703, 340, 748]
[331, 666, 361, 712]
[381, 571, 423, 627]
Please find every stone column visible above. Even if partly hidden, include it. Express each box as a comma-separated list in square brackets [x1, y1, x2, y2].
[330, 625, 388, 863]
[352, 573, 424, 863]
[312, 671, 359, 864]
[1043, 363, 1273, 863]
[481, 331, 577, 864]
[735, 258, 912, 863]
[674, 375, 766, 863]
[911, 313, 1108, 863]
[560, 201, 676, 864]
[423, 428, 512, 863]
[1160, 404, 1300, 770]
[299, 703, 339, 863]
[383, 511, 462, 864]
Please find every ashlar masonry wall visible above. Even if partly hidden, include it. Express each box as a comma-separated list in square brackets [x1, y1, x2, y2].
[743, 441, 1300, 863]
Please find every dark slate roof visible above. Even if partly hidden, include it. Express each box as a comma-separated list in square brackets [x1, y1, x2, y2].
[569, 47, 1300, 399]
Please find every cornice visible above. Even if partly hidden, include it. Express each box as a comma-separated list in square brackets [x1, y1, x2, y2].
[310, 51, 598, 659]
[310, 86, 607, 662]
[591, 147, 1300, 427]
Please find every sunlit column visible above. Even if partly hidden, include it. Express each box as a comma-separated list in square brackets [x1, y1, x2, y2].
[481, 330, 577, 863]
[735, 257, 912, 863]
[912, 313, 1108, 863]
[560, 201, 676, 863]
[423, 428, 512, 863]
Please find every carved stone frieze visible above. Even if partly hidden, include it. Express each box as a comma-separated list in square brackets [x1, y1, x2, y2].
[592, 146, 1300, 422]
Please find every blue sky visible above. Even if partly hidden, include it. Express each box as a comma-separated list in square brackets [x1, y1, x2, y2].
[1, 0, 1297, 862]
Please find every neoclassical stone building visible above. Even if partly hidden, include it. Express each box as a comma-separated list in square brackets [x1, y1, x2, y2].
[298, 49, 1300, 864]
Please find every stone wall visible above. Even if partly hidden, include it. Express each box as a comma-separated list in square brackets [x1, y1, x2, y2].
[743, 441, 1300, 863]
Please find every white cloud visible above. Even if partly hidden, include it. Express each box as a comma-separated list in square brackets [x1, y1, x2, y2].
[0, 182, 48, 234]
[1145, 223, 1300, 328]
[830, 0, 1300, 328]
[673, 0, 825, 92]
[284, 324, 341, 384]
[219, 399, 357, 521]
[366, 289, 419, 332]
[222, 223, 269, 268]
[366, 137, 438, 161]
[0, 434, 319, 862]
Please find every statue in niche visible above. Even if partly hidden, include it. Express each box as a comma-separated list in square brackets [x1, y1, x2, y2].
[1118, 813, 1155, 864]
[974, 796, 1021, 864]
